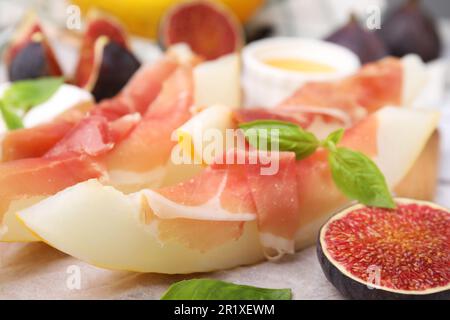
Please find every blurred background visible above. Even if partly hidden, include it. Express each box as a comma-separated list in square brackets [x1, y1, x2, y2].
[1, 0, 449, 71]
[0, 0, 449, 109]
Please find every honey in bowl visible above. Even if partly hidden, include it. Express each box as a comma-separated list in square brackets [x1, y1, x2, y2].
[264, 58, 335, 73]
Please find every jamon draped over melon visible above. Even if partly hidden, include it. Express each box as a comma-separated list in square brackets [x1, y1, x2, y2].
[17, 107, 439, 273]
[279, 57, 403, 123]
[0, 56, 178, 162]
[103, 67, 194, 177]
[0, 57, 192, 241]
[174, 57, 416, 167]
[0, 58, 194, 241]
[0, 155, 104, 241]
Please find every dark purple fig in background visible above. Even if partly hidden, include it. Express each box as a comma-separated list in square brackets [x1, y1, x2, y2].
[85, 36, 141, 102]
[325, 15, 388, 64]
[5, 14, 62, 81]
[9, 37, 51, 81]
[378, 0, 441, 62]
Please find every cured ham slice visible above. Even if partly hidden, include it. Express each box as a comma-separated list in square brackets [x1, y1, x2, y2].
[279, 57, 403, 122]
[44, 113, 140, 158]
[17, 107, 439, 273]
[233, 56, 426, 141]
[91, 56, 178, 120]
[276, 55, 427, 136]
[0, 59, 189, 241]
[0, 155, 105, 241]
[1, 120, 76, 162]
[44, 116, 114, 157]
[0, 56, 178, 162]
[234, 108, 313, 128]
[104, 66, 194, 191]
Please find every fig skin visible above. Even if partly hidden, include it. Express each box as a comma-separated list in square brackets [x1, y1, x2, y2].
[317, 200, 450, 300]
[378, 0, 441, 62]
[8, 39, 62, 81]
[90, 40, 141, 101]
[6, 16, 63, 82]
[9, 41, 47, 81]
[317, 241, 449, 300]
[325, 15, 388, 64]
[74, 9, 129, 88]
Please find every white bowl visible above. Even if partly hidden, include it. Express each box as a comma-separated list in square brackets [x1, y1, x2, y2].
[242, 37, 361, 107]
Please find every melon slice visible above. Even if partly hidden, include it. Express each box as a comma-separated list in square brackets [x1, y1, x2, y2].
[0, 155, 105, 242]
[401, 54, 427, 106]
[193, 53, 241, 108]
[0, 56, 181, 241]
[103, 66, 194, 192]
[17, 107, 439, 273]
[175, 104, 235, 165]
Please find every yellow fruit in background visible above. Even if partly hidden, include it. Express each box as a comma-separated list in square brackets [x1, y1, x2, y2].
[71, 0, 264, 38]
[219, 0, 264, 22]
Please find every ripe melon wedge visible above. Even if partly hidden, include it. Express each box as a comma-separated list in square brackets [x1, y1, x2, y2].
[193, 53, 241, 108]
[17, 107, 439, 273]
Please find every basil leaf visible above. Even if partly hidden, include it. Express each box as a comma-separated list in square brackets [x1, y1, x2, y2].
[0, 100, 24, 130]
[3, 77, 64, 111]
[161, 279, 292, 300]
[328, 147, 395, 209]
[323, 128, 344, 147]
[239, 120, 319, 160]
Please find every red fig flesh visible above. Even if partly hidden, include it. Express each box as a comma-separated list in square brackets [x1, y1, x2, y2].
[74, 10, 130, 89]
[318, 199, 449, 300]
[85, 37, 141, 102]
[159, 0, 244, 60]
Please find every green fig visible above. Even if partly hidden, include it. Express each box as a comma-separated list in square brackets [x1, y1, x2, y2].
[379, 0, 441, 62]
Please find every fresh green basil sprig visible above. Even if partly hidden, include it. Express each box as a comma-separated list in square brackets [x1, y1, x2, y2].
[161, 279, 292, 300]
[0, 100, 24, 130]
[0, 77, 64, 130]
[239, 120, 319, 160]
[239, 120, 395, 209]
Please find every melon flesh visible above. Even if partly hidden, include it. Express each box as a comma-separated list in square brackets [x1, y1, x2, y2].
[17, 107, 439, 273]
[193, 53, 241, 109]
[0, 47, 244, 242]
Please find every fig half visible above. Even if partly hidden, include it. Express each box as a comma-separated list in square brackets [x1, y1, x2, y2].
[84, 36, 141, 102]
[4, 14, 62, 81]
[74, 9, 129, 89]
[378, 0, 441, 62]
[318, 199, 449, 300]
[159, 0, 244, 60]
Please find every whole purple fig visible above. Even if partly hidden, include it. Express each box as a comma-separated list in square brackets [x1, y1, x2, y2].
[379, 0, 441, 62]
[325, 15, 388, 64]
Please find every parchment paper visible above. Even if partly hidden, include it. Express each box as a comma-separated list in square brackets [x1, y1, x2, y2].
[0, 243, 342, 300]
